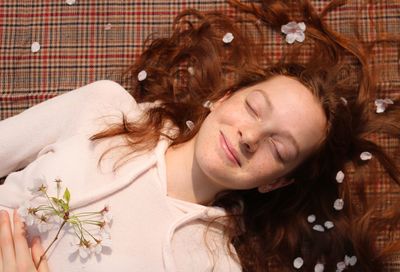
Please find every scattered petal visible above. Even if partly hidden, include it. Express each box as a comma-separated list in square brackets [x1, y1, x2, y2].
[340, 97, 348, 105]
[105, 23, 112, 30]
[307, 214, 316, 223]
[333, 199, 344, 211]
[137, 70, 147, 81]
[336, 261, 346, 271]
[348, 255, 357, 266]
[31, 42, 41, 53]
[202, 100, 213, 109]
[187, 66, 195, 75]
[324, 221, 334, 229]
[293, 257, 304, 269]
[186, 120, 195, 131]
[222, 32, 234, 44]
[313, 224, 325, 232]
[66, 0, 76, 5]
[360, 151, 372, 161]
[281, 21, 306, 44]
[335, 170, 345, 183]
[375, 98, 394, 113]
[314, 263, 324, 272]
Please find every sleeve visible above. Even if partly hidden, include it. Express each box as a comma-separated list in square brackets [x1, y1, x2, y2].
[0, 80, 137, 179]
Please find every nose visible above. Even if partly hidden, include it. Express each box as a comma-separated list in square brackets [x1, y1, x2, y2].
[238, 127, 264, 153]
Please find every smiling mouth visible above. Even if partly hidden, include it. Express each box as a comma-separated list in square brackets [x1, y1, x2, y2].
[220, 131, 241, 167]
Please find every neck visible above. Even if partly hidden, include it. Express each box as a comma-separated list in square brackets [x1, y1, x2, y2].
[165, 136, 224, 205]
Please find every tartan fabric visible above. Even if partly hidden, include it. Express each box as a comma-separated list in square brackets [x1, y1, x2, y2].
[0, 0, 399, 270]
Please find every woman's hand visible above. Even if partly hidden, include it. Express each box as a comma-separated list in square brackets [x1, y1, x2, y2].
[0, 209, 49, 272]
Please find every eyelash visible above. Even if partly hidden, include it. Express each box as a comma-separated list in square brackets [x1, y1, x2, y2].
[270, 139, 284, 163]
[245, 101, 258, 118]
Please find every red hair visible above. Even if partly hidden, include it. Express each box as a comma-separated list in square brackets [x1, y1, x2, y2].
[91, 1, 400, 270]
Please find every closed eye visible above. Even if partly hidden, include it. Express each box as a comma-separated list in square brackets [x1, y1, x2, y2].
[245, 101, 258, 118]
[269, 138, 285, 163]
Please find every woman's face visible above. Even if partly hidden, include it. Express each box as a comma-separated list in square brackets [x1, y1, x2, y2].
[193, 75, 327, 191]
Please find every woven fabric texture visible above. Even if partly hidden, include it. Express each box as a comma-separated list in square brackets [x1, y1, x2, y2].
[0, 0, 399, 270]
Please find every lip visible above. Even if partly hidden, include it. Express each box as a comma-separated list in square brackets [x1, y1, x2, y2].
[219, 131, 241, 167]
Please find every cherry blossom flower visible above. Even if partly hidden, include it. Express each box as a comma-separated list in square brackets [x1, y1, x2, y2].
[293, 257, 304, 269]
[281, 21, 306, 44]
[375, 98, 394, 113]
[17, 202, 38, 226]
[28, 177, 48, 198]
[71, 238, 92, 259]
[222, 32, 234, 44]
[101, 204, 113, 224]
[37, 214, 53, 233]
[92, 232, 112, 255]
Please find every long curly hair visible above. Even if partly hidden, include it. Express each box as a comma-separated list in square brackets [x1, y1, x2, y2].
[90, 0, 400, 271]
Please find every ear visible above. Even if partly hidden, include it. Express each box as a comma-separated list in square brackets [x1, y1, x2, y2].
[257, 178, 295, 193]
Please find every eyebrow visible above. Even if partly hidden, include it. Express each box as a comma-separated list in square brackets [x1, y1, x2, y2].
[253, 89, 300, 161]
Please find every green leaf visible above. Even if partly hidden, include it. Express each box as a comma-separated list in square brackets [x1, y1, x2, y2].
[51, 197, 61, 206]
[63, 188, 71, 204]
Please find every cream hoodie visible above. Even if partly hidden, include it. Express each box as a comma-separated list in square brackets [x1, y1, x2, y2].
[0, 80, 241, 272]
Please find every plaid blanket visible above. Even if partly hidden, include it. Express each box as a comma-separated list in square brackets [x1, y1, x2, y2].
[0, 0, 399, 270]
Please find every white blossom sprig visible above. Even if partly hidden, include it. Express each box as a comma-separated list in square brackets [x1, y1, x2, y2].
[18, 179, 112, 269]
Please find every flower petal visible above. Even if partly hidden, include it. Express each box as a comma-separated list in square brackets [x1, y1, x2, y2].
[31, 42, 41, 53]
[307, 214, 316, 223]
[313, 224, 325, 232]
[298, 22, 306, 31]
[138, 70, 147, 81]
[286, 33, 297, 44]
[360, 151, 372, 161]
[336, 170, 345, 183]
[295, 32, 305, 42]
[336, 261, 346, 270]
[222, 32, 234, 44]
[324, 221, 334, 229]
[333, 198, 344, 211]
[186, 120, 195, 131]
[293, 257, 304, 269]
[314, 263, 324, 272]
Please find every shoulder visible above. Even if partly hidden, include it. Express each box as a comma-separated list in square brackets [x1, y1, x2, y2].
[78, 80, 137, 110]
[70, 80, 141, 135]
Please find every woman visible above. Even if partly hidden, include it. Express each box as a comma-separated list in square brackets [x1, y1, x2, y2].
[0, 0, 399, 271]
